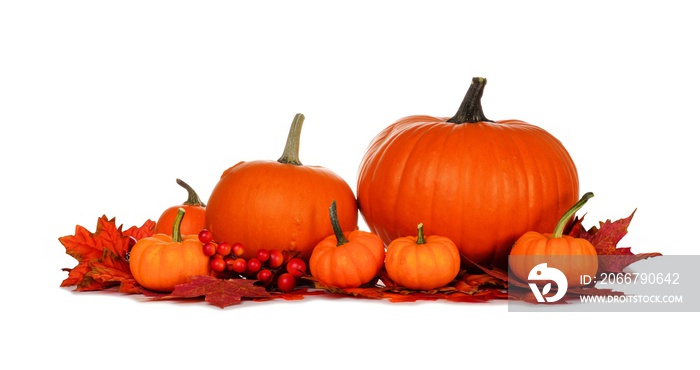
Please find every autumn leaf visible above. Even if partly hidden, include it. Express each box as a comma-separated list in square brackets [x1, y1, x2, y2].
[581, 210, 636, 254]
[261, 288, 327, 301]
[454, 273, 508, 294]
[464, 254, 629, 304]
[60, 216, 155, 292]
[86, 255, 140, 293]
[142, 275, 272, 309]
[578, 209, 662, 273]
[309, 272, 509, 303]
[319, 284, 508, 303]
[566, 214, 586, 237]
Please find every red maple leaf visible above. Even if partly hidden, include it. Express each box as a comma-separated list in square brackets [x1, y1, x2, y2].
[60, 216, 156, 293]
[142, 275, 272, 308]
[578, 209, 662, 273]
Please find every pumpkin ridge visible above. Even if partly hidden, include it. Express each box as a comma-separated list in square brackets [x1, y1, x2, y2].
[399, 241, 419, 288]
[316, 246, 334, 285]
[427, 123, 464, 243]
[391, 124, 437, 238]
[333, 245, 356, 287]
[353, 236, 384, 281]
[342, 245, 365, 288]
[501, 123, 538, 258]
[419, 240, 439, 287]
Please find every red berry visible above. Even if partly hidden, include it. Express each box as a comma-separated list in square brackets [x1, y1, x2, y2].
[202, 242, 217, 257]
[232, 243, 245, 257]
[286, 258, 306, 277]
[267, 249, 284, 269]
[216, 242, 232, 256]
[256, 248, 270, 263]
[198, 229, 213, 244]
[210, 256, 226, 273]
[247, 258, 262, 274]
[257, 269, 273, 283]
[277, 273, 296, 292]
[231, 258, 248, 274]
[224, 256, 236, 271]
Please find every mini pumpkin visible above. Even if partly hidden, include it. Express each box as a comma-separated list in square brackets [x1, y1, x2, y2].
[309, 200, 385, 289]
[385, 223, 461, 291]
[509, 192, 599, 287]
[155, 178, 207, 236]
[130, 208, 210, 292]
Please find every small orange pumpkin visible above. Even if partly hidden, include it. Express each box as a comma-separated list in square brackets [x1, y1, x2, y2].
[155, 178, 207, 236]
[205, 114, 358, 261]
[130, 208, 211, 292]
[309, 200, 385, 289]
[385, 223, 461, 290]
[509, 192, 598, 287]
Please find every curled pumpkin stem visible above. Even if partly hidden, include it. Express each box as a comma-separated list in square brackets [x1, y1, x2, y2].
[277, 113, 305, 166]
[176, 178, 206, 207]
[552, 192, 594, 238]
[329, 200, 349, 246]
[172, 208, 186, 243]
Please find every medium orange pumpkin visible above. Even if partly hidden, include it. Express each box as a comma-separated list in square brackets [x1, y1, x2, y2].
[155, 178, 207, 236]
[309, 200, 385, 289]
[205, 114, 358, 261]
[357, 77, 579, 268]
[385, 223, 461, 291]
[130, 208, 211, 292]
[509, 192, 598, 287]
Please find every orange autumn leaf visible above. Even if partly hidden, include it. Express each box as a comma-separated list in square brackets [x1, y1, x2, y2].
[60, 215, 155, 292]
[87, 255, 140, 293]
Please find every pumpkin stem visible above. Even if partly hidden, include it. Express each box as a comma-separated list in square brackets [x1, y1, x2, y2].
[277, 113, 305, 166]
[329, 200, 349, 246]
[446, 77, 493, 124]
[416, 223, 426, 244]
[172, 207, 186, 243]
[176, 178, 206, 207]
[552, 192, 594, 238]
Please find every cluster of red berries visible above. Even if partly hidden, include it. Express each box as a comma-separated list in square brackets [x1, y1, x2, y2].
[197, 229, 307, 292]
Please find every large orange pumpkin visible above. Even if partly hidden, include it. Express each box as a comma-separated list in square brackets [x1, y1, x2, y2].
[357, 77, 579, 268]
[205, 114, 358, 261]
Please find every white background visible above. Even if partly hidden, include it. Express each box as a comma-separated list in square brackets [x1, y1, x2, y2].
[2, 1, 698, 368]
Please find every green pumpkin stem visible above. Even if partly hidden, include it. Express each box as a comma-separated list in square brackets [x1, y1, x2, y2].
[552, 192, 595, 238]
[329, 200, 349, 246]
[277, 113, 305, 166]
[446, 77, 493, 124]
[416, 223, 426, 244]
[172, 207, 186, 243]
[176, 178, 206, 207]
